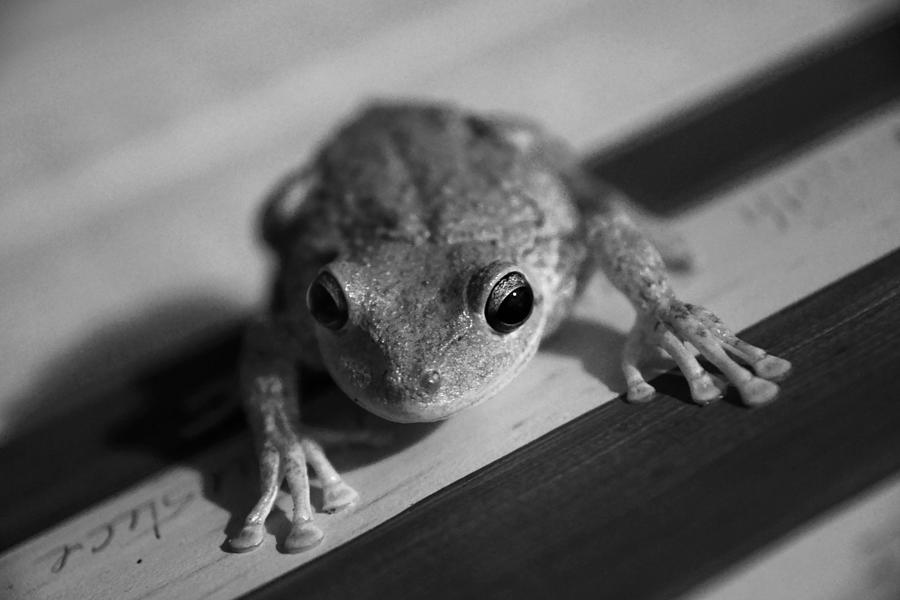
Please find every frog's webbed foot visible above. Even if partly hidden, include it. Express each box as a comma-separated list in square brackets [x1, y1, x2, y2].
[622, 300, 791, 406]
[228, 317, 360, 554]
[228, 430, 360, 554]
[586, 200, 789, 406]
[227, 434, 319, 553]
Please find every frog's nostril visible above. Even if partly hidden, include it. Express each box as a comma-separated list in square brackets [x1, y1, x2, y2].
[419, 370, 442, 394]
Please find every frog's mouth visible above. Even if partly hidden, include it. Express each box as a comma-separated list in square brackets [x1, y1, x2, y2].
[351, 396, 461, 423]
[334, 369, 486, 423]
[329, 332, 541, 424]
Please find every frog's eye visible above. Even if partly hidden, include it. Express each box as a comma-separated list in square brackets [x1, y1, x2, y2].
[307, 271, 348, 330]
[485, 271, 533, 334]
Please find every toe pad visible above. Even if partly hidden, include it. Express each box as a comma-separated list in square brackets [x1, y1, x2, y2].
[284, 522, 324, 553]
[323, 481, 360, 514]
[737, 377, 780, 406]
[754, 356, 792, 381]
[228, 523, 266, 553]
[627, 381, 658, 403]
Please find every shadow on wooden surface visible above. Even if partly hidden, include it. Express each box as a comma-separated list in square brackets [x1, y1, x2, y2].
[0, 317, 442, 552]
[6, 295, 245, 439]
[541, 318, 626, 385]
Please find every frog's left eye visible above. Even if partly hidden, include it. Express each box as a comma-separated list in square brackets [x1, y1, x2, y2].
[485, 271, 533, 334]
[307, 271, 348, 330]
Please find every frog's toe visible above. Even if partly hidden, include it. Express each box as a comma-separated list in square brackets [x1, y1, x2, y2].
[736, 376, 780, 407]
[228, 522, 266, 553]
[626, 381, 657, 403]
[323, 480, 360, 513]
[688, 373, 725, 405]
[284, 521, 324, 553]
[753, 355, 792, 381]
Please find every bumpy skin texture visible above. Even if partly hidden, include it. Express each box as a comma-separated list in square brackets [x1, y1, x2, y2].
[228, 102, 791, 553]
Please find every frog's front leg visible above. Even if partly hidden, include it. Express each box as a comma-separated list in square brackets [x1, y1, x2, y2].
[588, 206, 791, 406]
[228, 318, 359, 554]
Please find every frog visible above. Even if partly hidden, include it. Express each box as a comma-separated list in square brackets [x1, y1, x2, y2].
[227, 101, 791, 553]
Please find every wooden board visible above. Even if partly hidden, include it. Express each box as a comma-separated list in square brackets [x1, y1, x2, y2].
[3, 82, 899, 600]
[2, 3, 900, 599]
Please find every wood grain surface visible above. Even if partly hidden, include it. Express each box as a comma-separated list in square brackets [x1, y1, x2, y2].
[2, 2, 900, 599]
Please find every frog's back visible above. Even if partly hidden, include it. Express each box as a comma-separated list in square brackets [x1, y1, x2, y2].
[273, 102, 582, 255]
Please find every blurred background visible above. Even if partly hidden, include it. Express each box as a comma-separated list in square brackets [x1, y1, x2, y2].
[0, 0, 894, 440]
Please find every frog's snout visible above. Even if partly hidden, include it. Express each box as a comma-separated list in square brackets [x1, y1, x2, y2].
[351, 366, 449, 423]
[383, 367, 442, 402]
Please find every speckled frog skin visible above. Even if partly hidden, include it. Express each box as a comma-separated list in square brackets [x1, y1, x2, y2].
[229, 102, 791, 553]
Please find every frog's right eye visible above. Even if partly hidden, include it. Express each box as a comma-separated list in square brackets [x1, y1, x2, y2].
[485, 271, 533, 334]
[468, 262, 536, 335]
[307, 271, 348, 330]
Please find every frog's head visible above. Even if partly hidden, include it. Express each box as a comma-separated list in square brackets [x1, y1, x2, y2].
[307, 243, 546, 423]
